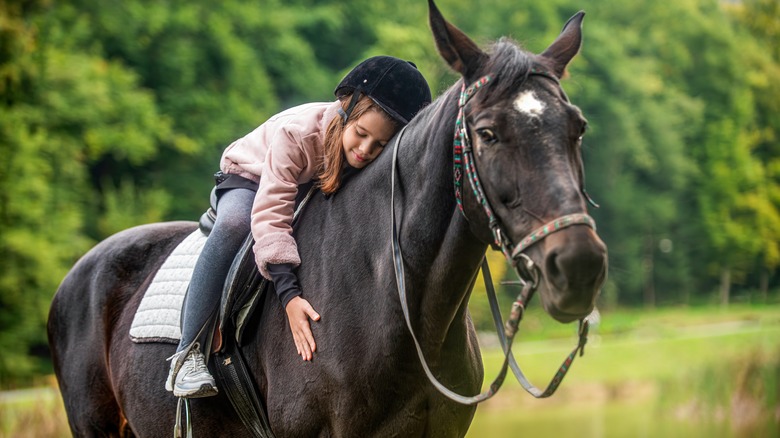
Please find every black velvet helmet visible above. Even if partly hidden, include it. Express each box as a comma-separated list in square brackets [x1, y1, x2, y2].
[335, 56, 432, 125]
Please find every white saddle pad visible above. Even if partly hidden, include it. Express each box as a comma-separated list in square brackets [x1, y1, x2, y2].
[129, 230, 207, 343]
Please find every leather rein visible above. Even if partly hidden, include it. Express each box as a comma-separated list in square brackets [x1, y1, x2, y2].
[391, 71, 597, 405]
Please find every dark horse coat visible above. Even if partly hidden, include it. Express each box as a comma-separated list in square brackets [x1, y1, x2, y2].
[48, 1, 607, 436]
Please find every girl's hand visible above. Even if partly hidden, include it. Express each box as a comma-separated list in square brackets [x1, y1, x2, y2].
[284, 296, 321, 361]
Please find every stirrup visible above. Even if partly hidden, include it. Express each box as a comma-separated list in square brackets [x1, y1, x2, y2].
[174, 397, 193, 438]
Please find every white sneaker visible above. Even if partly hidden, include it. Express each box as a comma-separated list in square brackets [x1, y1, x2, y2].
[165, 344, 218, 398]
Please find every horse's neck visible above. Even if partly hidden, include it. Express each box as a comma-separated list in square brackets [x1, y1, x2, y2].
[394, 91, 487, 348]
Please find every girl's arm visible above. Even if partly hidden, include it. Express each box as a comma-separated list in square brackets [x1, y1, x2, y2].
[253, 125, 321, 360]
[250, 125, 308, 278]
[268, 259, 320, 362]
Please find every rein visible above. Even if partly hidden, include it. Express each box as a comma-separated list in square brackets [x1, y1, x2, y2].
[391, 71, 597, 405]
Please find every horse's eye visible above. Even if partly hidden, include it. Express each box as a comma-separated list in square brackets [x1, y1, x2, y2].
[574, 122, 587, 145]
[477, 128, 498, 145]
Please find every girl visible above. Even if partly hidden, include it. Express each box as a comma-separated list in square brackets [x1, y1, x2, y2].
[166, 56, 431, 398]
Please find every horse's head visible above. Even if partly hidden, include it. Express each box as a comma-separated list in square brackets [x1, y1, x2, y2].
[429, 0, 607, 323]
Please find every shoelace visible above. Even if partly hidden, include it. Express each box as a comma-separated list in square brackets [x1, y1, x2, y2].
[166, 350, 184, 362]
[166, 342, 204, 380]
[188, 350, 208, 373]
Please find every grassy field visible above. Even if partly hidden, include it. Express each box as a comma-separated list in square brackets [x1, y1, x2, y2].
[0, 377, 68, 438]
[1, 304, 778, 437]
[468, 304, 780, 437]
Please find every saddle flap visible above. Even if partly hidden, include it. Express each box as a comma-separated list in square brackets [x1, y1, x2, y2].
[216, 234, 270, 351]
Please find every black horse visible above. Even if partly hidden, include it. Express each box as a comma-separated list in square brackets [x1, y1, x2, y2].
[48, 1, 607, 436]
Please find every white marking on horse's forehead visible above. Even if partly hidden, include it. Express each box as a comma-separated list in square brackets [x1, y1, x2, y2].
[513, 90, 546, 117]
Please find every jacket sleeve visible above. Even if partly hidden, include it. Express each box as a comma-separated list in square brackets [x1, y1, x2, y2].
[250, 124, 309, 279]
[267, 263, 302, 308]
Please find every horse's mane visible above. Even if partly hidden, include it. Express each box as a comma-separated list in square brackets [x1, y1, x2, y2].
[479, 38, 535, 107]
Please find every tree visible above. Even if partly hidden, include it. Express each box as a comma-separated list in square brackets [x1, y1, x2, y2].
[726, 0, 780, 299]
[0, 0, 175, 384]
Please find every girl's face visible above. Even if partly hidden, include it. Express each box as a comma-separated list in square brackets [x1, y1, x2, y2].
[342, 110, 397, 169]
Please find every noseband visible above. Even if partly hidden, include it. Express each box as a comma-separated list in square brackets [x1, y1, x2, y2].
[390, 69, 599, 405]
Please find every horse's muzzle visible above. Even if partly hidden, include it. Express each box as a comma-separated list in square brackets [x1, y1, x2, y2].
[539, 226, 607, 323]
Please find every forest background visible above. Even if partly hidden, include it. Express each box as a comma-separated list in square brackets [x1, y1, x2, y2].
[1, 0, 778, 387]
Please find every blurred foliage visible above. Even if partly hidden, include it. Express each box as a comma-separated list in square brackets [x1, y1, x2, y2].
[0, 0, 779, 386]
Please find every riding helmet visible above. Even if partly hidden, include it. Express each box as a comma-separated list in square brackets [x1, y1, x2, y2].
[335, 56, 432, 125]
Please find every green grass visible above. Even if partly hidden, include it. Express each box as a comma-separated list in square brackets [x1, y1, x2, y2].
[468, 304, 780, 437]
[473, 301, 780, 341]
[0, 381, 69, 438]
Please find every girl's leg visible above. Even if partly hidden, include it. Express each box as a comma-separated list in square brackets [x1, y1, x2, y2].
[177, 187, 255, 352]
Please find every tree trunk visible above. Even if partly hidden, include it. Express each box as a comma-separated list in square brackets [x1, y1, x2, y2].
[719, 266, 731, 307]
[759, 269, 768, 303]
[643, 234, 655, 308]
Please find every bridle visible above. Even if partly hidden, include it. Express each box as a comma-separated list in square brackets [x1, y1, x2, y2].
[391, 69, 599, 405]
[453, 71, 598, 263]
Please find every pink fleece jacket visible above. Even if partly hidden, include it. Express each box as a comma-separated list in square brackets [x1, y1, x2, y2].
[220, 100, 341, 279]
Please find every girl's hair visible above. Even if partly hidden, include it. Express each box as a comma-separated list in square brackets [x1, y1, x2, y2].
[317, 95, 400, 194]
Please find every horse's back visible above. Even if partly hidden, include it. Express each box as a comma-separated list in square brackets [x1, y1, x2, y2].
[49, 221, 197, 343]
[48, 221, 196, 436]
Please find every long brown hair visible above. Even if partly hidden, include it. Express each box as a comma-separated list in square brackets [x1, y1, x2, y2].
[318, 95, 400, 194]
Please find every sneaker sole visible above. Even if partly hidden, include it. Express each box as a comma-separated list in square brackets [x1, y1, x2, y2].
[173, 384, 219, 398]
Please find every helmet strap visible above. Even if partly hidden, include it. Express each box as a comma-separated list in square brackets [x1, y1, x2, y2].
[338, 87, 363, 125]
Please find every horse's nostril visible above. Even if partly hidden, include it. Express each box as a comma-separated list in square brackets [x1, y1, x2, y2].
[547, 239, 607, 293]
[544, 250, 568, 291]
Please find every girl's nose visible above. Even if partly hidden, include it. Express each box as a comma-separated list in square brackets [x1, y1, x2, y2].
[359, 141, 376, 155]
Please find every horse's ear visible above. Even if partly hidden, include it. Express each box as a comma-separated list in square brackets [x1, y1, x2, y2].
[428, 0, 487, 79]
[540, 11, 585, 78]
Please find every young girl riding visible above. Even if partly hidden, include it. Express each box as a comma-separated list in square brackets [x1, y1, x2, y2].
[166, 56, 432, 398]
